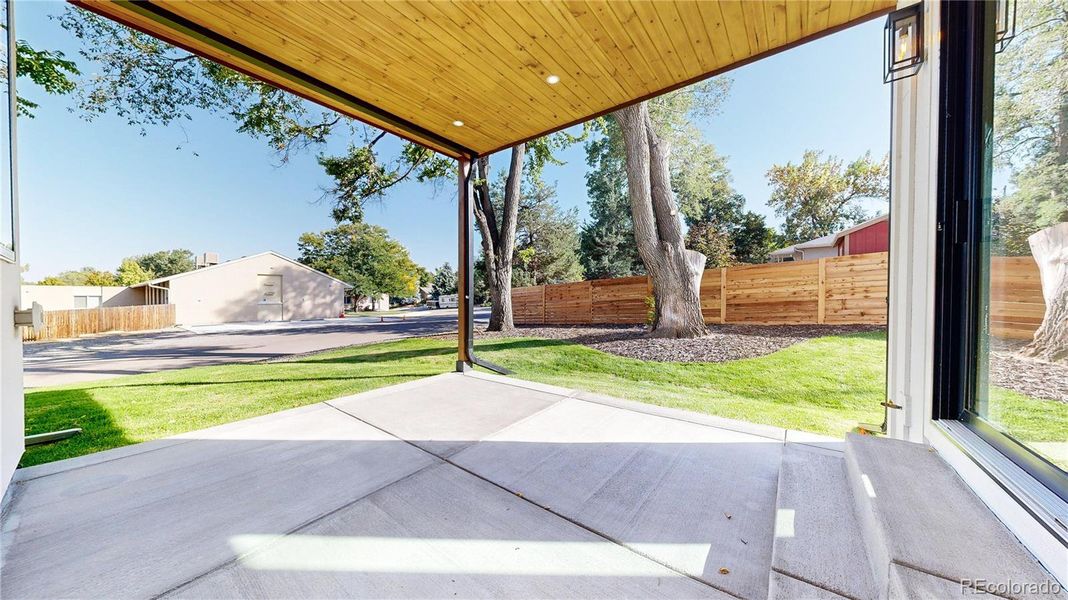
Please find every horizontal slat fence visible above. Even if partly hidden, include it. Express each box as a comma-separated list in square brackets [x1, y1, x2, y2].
[513, 252, 1045, 338]
[592, 276, 650, 325]
[823, 252, 889, 324]
[544, 281, 591, 325]
[22, 304, 176, 342]
[989, 256, 1045, 340]
[726, 260, 820, 324]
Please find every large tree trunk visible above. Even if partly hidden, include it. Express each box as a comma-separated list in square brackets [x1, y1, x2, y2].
[1020, 222, 1068, 363]
[486, 262, 513, 331]
[614, 102, 707, 338]
[474, 144, 524, 333]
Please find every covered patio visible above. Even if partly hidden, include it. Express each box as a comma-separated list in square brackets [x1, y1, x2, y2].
[3, 373, 797, 598]
[4, 372, 1057, 598]
[1, 0, 1065, 598]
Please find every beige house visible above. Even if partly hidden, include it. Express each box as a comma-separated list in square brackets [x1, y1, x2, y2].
[130, 252, 350, 326]
[20, 284, 144, 310]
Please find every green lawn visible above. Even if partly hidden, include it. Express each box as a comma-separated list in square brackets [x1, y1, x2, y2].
[23, 332, 1068, 469]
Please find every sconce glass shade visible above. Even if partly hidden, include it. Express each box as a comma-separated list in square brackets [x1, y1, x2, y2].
[994, 0, 1016, 53]
[884, 3, 924, 83]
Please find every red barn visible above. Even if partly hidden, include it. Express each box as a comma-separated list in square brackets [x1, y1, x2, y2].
[834, 214, 889, 256]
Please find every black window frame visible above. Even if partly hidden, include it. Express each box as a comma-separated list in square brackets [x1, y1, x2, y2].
[933, 0, 1068, 503]
[0, 0, 16, 264]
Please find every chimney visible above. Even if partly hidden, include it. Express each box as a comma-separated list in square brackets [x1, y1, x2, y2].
[196, 252, 220, 269]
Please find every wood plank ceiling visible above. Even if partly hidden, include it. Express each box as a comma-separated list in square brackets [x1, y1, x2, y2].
[72, 1, 896, 158]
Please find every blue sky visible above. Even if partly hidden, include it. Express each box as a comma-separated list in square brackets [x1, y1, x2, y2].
[16, 2, 888, 281]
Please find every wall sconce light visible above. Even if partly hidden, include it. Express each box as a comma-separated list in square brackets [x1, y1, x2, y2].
[884, 3, 923, 83]
[994, 0, 1016, 54]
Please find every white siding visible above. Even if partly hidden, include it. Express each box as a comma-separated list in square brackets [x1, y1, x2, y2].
[0, 260, 21, 498]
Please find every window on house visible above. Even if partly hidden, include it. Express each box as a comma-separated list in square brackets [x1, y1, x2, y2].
[937, 1, 1067, 502]
[73, 295, 101, 309]
[971, 1, 1067, 483]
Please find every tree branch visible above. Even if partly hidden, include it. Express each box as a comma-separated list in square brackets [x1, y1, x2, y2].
[474, 156, 500, 251]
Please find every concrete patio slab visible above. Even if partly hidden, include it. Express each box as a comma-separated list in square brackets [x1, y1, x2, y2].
[768, 571, 849, 599]
[772, 443, 875, 600]
[328, 374, 562, 457]
[845, 434, 1064, 599]
[887, 564, 995, 599]
[1, 403, 438, 599]
[172, 463, 728, 599]
[451, 397, 783, 600]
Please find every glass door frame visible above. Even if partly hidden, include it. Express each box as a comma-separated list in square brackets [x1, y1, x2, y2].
[933, 0, 1068, 502]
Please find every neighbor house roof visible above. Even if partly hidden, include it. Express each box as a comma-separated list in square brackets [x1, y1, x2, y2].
[769, 245, 799, 258]
[795, 233, 837, 250]
[770, 217, 889, 258]
[770, 232, 837, 258]
[72, 1, 896, 159]
[129, 251, 353, 289]
[830, 213, 889, 244]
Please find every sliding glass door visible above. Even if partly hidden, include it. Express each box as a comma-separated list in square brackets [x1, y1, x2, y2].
[937, 0, 1067, 501]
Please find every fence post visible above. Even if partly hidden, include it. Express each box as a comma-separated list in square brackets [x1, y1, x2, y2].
[540, 285, 546, 325]
[817, 258, 827, 324]
[719, 267, 727, 324]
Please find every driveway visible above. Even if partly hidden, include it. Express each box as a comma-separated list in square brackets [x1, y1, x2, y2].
[23, 308, 489, 388]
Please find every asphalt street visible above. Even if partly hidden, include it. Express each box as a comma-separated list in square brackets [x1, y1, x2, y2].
[23, 308, 488, 387]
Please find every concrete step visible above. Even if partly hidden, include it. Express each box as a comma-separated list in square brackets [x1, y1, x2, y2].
[769, 443, 877, 600]
[844, 433, 1065, 600]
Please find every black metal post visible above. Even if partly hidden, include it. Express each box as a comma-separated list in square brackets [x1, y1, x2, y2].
[455, 155, 512, 375]
[456, 157, 474, 371]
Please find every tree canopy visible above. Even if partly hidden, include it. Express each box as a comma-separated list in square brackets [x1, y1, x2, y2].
[297, 223, 420, 302]
[673, 139, 776, 265]
[10, 39, 79, 118]
[580, 123, 643, 279]
[37, 267, 116, 286]
[991, 0, 1067, 256]
[132, 249, 195, 278]
[765, 150, 889, 244]
[511, 178, 583, 287]
[55, 6, 456, 223]
[431, 263, 458, 299]
[115, 258, 155, 286]
[580, 80, 732, 279]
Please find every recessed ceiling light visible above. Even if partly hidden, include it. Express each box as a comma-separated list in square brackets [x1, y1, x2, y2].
[452, 120, 464, 127]
[546, 74, 561, 85]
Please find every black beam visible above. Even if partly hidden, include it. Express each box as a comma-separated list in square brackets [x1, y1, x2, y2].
[455, 157, 511, 375]
[456, 157, 474, 371]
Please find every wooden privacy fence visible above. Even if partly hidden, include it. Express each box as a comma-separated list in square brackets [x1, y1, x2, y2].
[989, 256, 1046, 340]
[22, 304, 177, 342]
[512, 252, 1046, 338]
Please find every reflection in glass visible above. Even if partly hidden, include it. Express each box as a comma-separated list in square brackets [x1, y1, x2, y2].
[977, 1, 1067, 471]
[0, 0, 12, 258]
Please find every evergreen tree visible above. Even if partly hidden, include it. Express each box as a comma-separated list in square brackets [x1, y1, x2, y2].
[579, 128, 643, 279]
[512, 179, 583, 287]
[431, 263, 458, 298]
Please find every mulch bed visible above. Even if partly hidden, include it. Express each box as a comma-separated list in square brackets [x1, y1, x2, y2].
[990, 339, 1068, 403]
[477, 323, 884, 363]
[476, 324, 1067, 403]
